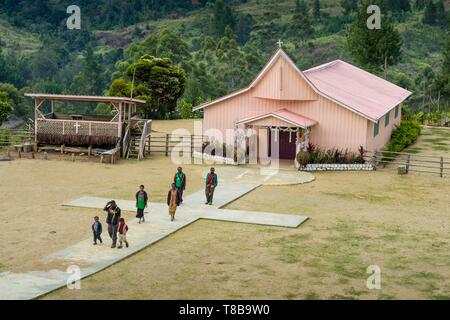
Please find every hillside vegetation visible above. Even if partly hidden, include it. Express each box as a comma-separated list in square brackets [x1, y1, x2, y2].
[0, 0, 448, 121]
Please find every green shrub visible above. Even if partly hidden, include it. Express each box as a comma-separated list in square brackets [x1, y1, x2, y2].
[0, 128, 11, 147]
[383, 120, 421, 159]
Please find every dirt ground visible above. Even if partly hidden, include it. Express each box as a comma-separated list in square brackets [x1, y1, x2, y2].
[0, 156, 213, 273]
[1, 127, 450, 299]
[151, 119, 200, 135]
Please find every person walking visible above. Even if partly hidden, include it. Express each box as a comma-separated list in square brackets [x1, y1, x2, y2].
[136, 185, 148, 224]
[104, 200, 121, 248]
[205, 167, 218, 205]
[91, 216, 103, 245]
[117, 218, 129, 249]
[173, 167, 186, 203]
[167, 183, 181, 222]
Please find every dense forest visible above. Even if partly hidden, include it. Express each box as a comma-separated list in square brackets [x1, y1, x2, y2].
[0, 0, 449, 124]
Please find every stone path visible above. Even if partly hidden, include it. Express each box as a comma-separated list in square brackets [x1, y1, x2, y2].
[0, 182, 309, 300]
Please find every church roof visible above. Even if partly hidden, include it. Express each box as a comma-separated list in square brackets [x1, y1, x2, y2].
[237, 108, 318, 129]
[193, 48, 412, 122]
[303, 59, 412, 121]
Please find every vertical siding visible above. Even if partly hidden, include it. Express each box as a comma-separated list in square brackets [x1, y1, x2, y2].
[366, 104, 402, 152]
[204, 90, 368, 152]
[202, 53, 379, 154]
[252, 57, 318, 101]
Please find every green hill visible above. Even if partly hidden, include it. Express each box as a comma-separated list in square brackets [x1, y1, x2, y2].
[0, 0, 449, 119]
[0, 18, 41, 54]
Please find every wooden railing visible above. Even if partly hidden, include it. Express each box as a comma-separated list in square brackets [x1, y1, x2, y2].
[148, 133, 208, 156]
[365, 150, 450, 177]
[0, 129, 34, 149]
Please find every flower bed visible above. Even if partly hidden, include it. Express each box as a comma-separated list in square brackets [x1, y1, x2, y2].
[299, 163, 373, 171]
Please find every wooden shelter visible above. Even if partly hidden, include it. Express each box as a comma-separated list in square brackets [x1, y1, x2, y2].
[25, 94, 152, 160]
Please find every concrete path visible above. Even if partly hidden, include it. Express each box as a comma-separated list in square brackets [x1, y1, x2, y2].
[215, 166, 315, 186]
[0, 183, 308, 300]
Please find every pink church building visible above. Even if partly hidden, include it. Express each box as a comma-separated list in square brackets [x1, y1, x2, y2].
[194, 48, 412, 161]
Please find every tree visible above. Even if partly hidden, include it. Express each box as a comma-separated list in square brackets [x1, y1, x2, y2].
[0, 92, 13, 126]
[423, 0, 437, 25]
[72, 46, 107, 95]
[0, 83, 27, 117]
[290, 0, 314, 43]
[435, 1, 447, 28]
[212, 0, 236, 38]
[125, 30, 190, 68]
[313, 0, 321, 21]
[346, 1, 403, 74]
[341, 0, 358, 15]
[110, 55, 186, 119]
[387, 0, 411, 13]
[235, 13, 254, 45]
[432, 36, 450, 101]
[415, 0, 426, 10]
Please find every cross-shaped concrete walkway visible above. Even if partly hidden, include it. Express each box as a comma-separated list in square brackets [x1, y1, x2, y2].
[0, 181, 308, 300]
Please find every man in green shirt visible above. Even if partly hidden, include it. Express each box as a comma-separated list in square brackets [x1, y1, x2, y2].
[173, 167, 186, 203]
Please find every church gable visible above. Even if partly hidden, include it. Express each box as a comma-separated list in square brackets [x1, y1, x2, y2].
[252, 54, 318, 101]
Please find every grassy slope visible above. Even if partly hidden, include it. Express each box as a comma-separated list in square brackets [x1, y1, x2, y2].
[0, 18, 41, 54]
[94, 0, 446, 83]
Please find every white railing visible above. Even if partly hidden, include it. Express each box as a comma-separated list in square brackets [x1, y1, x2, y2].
[36, 118, 119, 137]
[138, 120, 152, 160]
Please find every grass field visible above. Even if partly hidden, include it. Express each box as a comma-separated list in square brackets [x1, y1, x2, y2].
[0, 19, 41, 54]
[1, 127, 449, 299]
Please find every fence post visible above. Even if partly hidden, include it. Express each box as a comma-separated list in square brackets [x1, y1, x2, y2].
[440, 156, 444, 178]
[191, 135, 194, 155]
[406, 154, 410, 174]
[165, 134, 169, 157]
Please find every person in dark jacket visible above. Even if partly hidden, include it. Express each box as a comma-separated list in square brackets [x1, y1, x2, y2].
[92, 216, 103, 245]
[104, 200, 121, 248]
[136, 185, 148, 224]
[173, 167, 187, 203]
[205, 167, 218, 205]
[167, 183, 181, 222]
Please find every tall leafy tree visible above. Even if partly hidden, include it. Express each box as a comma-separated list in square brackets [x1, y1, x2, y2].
[110, 55, 186, 119]
[212, 0, 236, 38]
[341, 0, 358, 15]
[0, 92, 13, 126]
[313, 0, 321, 21]
[387, 0, 411, 13]
[72, 47, 107, 96]
[432, 36, 450, 101]
[346, 0, 403, 74]
[0, 83, 27, 117]
[415, 0, 426, 10]
[423, 0, 437, 25]
[435, 0, 447, 28]
[290, 0, 314, 43]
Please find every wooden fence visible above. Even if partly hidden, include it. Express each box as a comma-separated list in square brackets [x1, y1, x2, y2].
[148, 133, 208, 156]
[0, 129, 34, 149]
[366, 150, 450, 177]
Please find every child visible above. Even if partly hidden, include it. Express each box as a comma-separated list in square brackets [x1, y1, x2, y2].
[117, 217, 129, 249]
[136, 185, 148, 224]
[92, 216, 103, 245]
